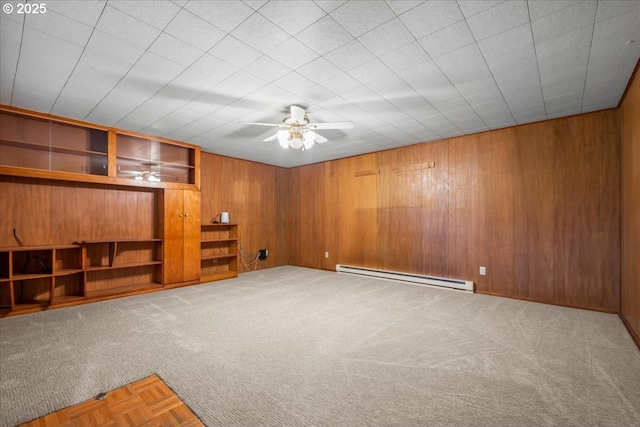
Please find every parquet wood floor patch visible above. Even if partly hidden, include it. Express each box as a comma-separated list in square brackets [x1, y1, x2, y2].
[19, 375, 204, 427]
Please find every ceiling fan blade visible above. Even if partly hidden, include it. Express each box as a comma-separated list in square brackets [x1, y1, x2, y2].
[238, 122, 282, 127]
[290, 105, 306, 123]
[312, 132, 328, 143]
[307, 121, 354, 130]
[263, 133, 279, 142]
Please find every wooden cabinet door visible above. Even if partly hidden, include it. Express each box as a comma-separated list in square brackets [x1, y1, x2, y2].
[182, 189, 201, 281]
[163, 189, 201, 284]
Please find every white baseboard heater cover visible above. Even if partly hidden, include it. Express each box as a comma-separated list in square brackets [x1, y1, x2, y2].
[336, 264, 474, 292]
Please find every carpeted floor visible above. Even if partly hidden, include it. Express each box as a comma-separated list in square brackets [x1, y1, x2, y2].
[1, 266, 639, 426]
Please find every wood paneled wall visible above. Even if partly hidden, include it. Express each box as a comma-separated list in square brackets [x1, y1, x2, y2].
[200, 152, 289, 271]
[287, 110, 621, 313]
[621, 63, 640, 347]
[0, 176, 156, 246]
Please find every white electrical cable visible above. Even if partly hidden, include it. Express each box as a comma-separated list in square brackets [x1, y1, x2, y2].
[238, 243, 259, 272]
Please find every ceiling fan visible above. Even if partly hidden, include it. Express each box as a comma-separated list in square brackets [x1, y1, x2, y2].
[118, 163, 163, 182]
[241, 105, 354, 150]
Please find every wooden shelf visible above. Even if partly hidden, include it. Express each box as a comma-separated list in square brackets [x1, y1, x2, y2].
[1, 107, 199, 188]
[201, 254, 237, 261]
[201, 271, 238, 283]
[200, 223, 237, 283]
[0, 139, 107, 157]
[85, 260, 162, 271]
[85, 283, 162, 299]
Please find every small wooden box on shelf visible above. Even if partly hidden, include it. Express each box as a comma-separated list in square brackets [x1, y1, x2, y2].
[200, 223, 238, 282]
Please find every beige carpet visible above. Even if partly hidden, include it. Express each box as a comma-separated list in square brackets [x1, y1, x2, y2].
[1, 266, 639, 426]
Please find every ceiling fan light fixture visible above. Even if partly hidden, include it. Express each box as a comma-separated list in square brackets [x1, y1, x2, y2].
[245, 105, 354, 151]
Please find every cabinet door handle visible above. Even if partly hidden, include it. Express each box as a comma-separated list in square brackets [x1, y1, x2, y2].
[184, 213, 189, 217]
[179, 214, 183, 217]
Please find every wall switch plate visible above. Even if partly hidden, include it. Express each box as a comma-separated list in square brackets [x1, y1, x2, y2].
[479, 266, 486, 276]
[325, 251, 329, 258]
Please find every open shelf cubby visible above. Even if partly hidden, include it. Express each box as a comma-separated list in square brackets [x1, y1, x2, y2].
[200, 223, 238, 282]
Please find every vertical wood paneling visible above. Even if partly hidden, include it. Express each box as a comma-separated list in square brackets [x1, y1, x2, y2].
[512, 123, 554, 302]
[290, 162, 326, 268]
[422, 141, 449, 275]
[377, 146, 427, 273]
[553, 113, 620, 311]
[337, 154, 378, 269]
[621, 62, 640, 346]
[287, 110, 620, 312]
[486, 129, 516, 296]
[199, 152, 288, 272]
[0, 177, 156, 247]
[446, 135, 479, 281]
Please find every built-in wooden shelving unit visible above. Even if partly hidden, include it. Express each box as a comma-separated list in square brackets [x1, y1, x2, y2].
[200, 223, 238, 282]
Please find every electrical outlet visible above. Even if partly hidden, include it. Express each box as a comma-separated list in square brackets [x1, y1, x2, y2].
[258, 249, 268, 260]
[479, 266, 486, 276]
[325, 251, 329, 258]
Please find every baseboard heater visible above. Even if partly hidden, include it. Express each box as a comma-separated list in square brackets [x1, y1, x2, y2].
[336, 264, 474, 292]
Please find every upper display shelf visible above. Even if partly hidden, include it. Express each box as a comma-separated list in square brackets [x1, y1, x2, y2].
[0, 106, 200, 189]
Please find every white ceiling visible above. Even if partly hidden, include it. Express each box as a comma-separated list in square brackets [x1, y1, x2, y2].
[1, 1, 639, 168]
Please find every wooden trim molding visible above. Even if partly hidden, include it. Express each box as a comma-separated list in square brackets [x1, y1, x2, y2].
[619, 57, 640, 108]
[620, 313, 640, 351]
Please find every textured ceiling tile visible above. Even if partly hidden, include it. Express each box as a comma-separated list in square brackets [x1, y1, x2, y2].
[358, 18, 415, 57]
[595, 0, 640, 23]
[244, 55, 291, 83]
[466, 0, 528, 41]
[297, 57, 343, 83]
[319, 72, 361, 94]
[67, 50, 130, 93]
[535, 26, 593, 61]
[456, 0, 505, 18]
[400, 1, 465, 39]
[592, 11, 640, 49]
[273, 72, 316, 93]
[2, 0, 639, 168]
[86, 30, 144, 66]
[267, 37, 319, 69]
[0, 18, 21, 103]
[209, 36, 262, 68]
[184, 0, 255, 33]
[330, 1, 395, 37]
[379, 41, 431, 73]
[96, 5, 161, 49]
[386, 1, 423, 15]
[224, 70, 267, 92]
[149, 33, 205, 67]
[348, 59, 393, 85]
[325, 40, 376, 71]
[295, 16, 354, 55]
[399, 60, 451, 93]
[295, 83, 336, 104]
[531, 1, 597, 44]
[44, 0, 105, 26]
[24, 10, 93, 47]
[434, 44, 492, 86]
[528, 0, 582, 21]
[231, 13, 290, 53]
[314, 0, 348, 14]
[418, 20, 475, 59]
[108, 0, 181, 29]
[15, 28, 83, 96]
[478, 22, 533, 59]
[259, 1, 327, 36]
[190, 54, 239, 82]
[164, 9, 227, 51]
